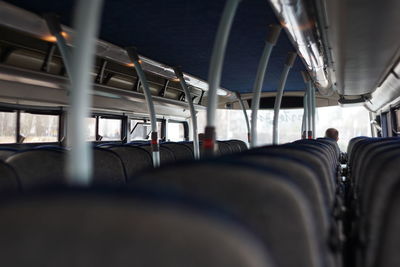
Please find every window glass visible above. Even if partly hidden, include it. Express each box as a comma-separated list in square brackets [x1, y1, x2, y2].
[197, 105, 371, 151]
[316, 106, 371, 151]
[0, 111, 17, 144]
[167, 121, 185, 141]
[86, 117, 96, 141]
[395, 109, 400, 133]
[130, 119, 162, 141]
[98, 117, 122, 141]
[20, 113, 59, 143]
[197, 109, 303, 145]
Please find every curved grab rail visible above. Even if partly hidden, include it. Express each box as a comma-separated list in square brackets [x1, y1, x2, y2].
[250, 24, 281, 148]
[126, 47, 161, 167]
[204, 0, 242, 157]
[173, 67, 200, 160]
[272, 52, 297, 145]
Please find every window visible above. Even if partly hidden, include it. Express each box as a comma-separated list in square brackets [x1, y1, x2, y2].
[20, 113, 59, 143]
[167, 121, 185, 141]
[130, 119, 162, 141]
[0, 111, 17, 144]
[315, 106, 371, 151]
[86, 117, 96, 141]
[197, 109, 303, 145]
[197, 105, 371, 151]
[98, 117, 122, 141]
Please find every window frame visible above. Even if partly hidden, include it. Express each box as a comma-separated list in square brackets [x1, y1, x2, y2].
[91, 113, 127, 143]
[128, 117, 166, 142]
[167, 119, 189, 142]
[0, 106, 62, 145]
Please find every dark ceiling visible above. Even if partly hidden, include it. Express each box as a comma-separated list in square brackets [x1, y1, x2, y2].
[7, 0, 306, 93]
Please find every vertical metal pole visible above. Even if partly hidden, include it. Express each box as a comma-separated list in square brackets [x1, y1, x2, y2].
[126, 47, 160, 167]
[66, 0, 104, 185]
[311, 83, 316, 138]
[272, 52, 297, 145]
[307, 80, 313, 138]
[369, 112, 377, 137]
[301, 89, 308, 139]
[204, 0, 241, 156]
[43, 14, 73, 78]
[250, 24, 281, 148]
[173, 67, 200, 160]
[235, 92, 251, 144]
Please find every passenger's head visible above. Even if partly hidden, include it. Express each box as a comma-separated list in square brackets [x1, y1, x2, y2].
[325, 128, 339, 141]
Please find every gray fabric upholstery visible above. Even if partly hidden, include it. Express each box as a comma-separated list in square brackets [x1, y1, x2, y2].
[217, 141, 232, 155]
[373, 183, 400, 267]
[359, 154, 400, 267]
[141, 145, 176, 164]
[6, 149, 67, 189]
[257, 146, 335, 205]
[108, 145, 152, 181]
[93, 148, 127, 185]
[0, 191, 274, 267]
[161, 143, 194, 161]
[228, 140, 248, 152]
[0, 149, 17, 161]
[0, 161, 20, 192]
[237, 154, 336, 267]
[132, 161, 323, 267]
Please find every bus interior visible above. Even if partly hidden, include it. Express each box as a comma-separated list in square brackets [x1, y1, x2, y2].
[0, 0, 399, 266]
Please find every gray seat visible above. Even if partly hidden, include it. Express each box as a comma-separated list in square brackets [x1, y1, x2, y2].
[131, 160, 323, 267]
[355, 150, 400, 267]
[217, 141, 232, 155]
[6, 149, 67, 189]
[161, 143, 194, 161]
[235, 152, 338, 267]
[373, 181, 400, 267]
[228, 139, 248, 152]
[140, 145, 176, 164]
[93, 148, 127, 185]
[0, 161, 20, 192]
[0, 148, 17, 161]
[0, 190, 274, 267]
[107, 145, 152, 181]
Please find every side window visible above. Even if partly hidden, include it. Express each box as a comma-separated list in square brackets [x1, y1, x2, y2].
[86, 117, 96, 141]
[130, 119, 162, 141]
[167, 121, 185, 141]
[98, 117, 122, 141]
[395, 109, 400, 133]
[0, 111, 17, 144]
[19, 113, 59, 143]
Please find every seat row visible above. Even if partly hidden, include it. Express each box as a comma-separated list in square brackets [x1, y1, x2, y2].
[0, 137, 342, 267]
[0, 139, 248, 191]
[346, 136, 400, 267]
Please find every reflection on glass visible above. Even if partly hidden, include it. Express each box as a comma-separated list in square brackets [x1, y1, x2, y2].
[98, 118, 121, 141]
[0, 112, 16, 144]
[86, 117, 96, 141]
[197, 106, 371, 151]
[167, 122, 184, 141]
[20, 113, 59, 143]
[130, 120, 162, 141]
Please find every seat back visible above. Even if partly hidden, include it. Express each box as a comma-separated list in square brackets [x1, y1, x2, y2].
[93, 148, 127, 185]
[0, 189, 274, 267]
[0, 161, 20, 192]
[228, 139, 248, 152]
[0, 148, 17, 161]
[132, 161, 323, 267]
[107, 145, 152, 181]
[6, 149, 67, 189]
[140, 145, 176, 164]
[161, 143, 194, 161]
